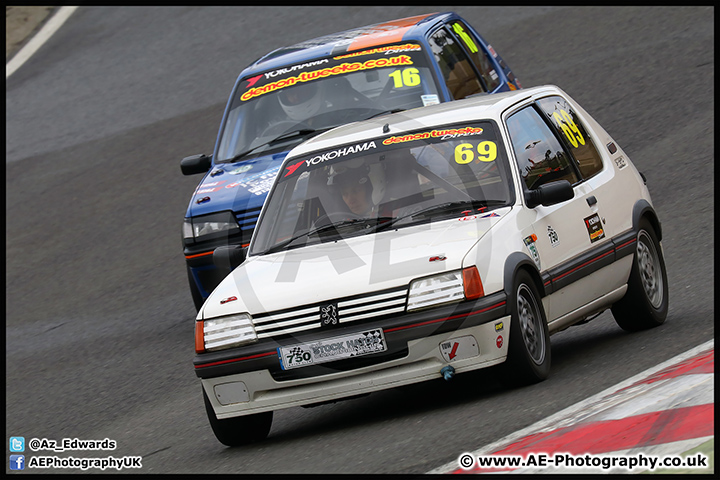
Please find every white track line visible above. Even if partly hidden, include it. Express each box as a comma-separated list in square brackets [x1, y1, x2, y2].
[428, 338, 714, 474]
[6, 6, 79, 79]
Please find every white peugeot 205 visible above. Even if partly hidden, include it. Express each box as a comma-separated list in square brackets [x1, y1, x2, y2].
[193, 85, 669, 446]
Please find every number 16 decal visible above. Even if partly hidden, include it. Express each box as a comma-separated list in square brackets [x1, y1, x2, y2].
[388, 68, 421, 88]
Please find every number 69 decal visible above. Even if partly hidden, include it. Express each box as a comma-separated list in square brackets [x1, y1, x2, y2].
[455, 141, 497, 164]
[388, 68, 421, 88]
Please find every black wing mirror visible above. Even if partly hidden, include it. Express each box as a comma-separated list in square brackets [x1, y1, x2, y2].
[525, 180, 574, 208]
[181, 154, 212, 175]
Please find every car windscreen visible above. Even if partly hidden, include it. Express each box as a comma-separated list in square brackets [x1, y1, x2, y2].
[251, 120, 513, 255]
[216, 43, 440, 163]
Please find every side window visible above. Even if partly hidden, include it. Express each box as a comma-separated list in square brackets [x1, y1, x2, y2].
[506, 106, 579, 190]
[537, 96, 604, 179]
[449, 21, 501, 91]
[428, 28, 484, 99]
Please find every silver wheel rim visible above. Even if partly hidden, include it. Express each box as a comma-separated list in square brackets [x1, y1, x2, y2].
[516, 284, 545, 365]
[637, 230, 664, 309]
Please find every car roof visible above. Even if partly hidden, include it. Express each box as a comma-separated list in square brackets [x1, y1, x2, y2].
[239, 12, 451, 77]
[286, 85, 565, 159]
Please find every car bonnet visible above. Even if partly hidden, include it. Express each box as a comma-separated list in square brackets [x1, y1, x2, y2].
[200, 207, 509, 319]
[188, 152, 287, 217]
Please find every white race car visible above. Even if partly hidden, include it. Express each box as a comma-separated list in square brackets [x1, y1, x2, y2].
[194, 85, 669, 446]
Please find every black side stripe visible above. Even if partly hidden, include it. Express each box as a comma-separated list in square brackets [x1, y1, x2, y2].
[613, 230, 638, 260]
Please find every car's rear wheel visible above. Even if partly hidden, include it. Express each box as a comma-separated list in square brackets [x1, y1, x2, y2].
[501, 270, 551, 385]
[611, 218, 668, 331]
[203, 388, 272, 447]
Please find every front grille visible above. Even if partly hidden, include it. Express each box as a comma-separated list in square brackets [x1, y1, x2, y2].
[253, 287, 408, 339]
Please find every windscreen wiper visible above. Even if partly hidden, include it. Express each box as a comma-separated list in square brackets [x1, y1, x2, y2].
[367, 108, 406, 119]
[262, 217, 393, 255]
[373, 200, 506, 232]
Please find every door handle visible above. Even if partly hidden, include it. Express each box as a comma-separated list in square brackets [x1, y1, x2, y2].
[586, 195, 597, 206]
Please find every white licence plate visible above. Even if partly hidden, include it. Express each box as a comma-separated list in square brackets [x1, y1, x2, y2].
[278, 328, 387, 370]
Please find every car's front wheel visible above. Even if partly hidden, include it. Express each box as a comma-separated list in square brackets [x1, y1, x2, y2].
[501, 270, 551, 385]
[203, 388, 273, 447]
[611, 218, 668, 331]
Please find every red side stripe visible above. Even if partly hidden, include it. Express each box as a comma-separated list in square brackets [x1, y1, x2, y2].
[185, 250, 214, 259]
[615, 237, 637, 250]
[545, 236, 636, 287]
[552, 250, 614, 282]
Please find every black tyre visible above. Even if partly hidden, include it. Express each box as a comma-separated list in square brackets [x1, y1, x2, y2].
[502, 269, 551, 385]
[203, 388, 272, 447]
[187, 266, 205, 312]
[611, 218, 668, 332]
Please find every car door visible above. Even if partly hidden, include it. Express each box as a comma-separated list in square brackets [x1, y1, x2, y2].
[535, 94, 618, 233]
[505, 103, 605, 322]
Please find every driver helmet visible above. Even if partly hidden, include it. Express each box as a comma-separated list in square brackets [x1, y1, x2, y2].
[278, 82, 322, 121]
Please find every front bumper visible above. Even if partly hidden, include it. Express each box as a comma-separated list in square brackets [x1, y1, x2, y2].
[196, 293, 509, 418]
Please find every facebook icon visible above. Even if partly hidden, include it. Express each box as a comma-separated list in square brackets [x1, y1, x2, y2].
[10, 455, 25, 470]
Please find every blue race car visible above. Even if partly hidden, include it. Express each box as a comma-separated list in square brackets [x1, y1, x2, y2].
[181, 11, 522, 310]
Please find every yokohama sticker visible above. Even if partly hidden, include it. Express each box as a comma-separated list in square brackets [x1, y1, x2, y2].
[287, 141, 378, 175]
[263, 59, 329, 79]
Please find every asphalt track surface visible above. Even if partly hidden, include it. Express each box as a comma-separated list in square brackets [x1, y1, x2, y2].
[5, 6, 714, 474]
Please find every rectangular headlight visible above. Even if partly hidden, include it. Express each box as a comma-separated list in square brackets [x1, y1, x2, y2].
[183, 218, 194, 241]
[407, 271, 464, 312]
[201, 313, 257, 352]
[185, 211, 240, 242]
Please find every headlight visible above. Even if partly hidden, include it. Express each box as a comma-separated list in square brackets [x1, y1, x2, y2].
[196, 313, 257, 352]
[183, 212, 240, 243]
[407, 271, 464, 311]
[406, 267, 484, 312]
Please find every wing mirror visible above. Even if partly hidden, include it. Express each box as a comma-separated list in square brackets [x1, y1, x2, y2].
[181, 153, 212, 175]
[525, 180, 574, 208]
[213, 245, 248, 272]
